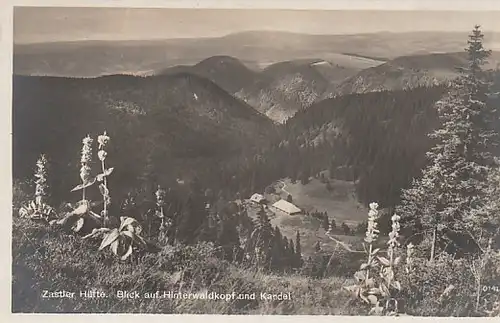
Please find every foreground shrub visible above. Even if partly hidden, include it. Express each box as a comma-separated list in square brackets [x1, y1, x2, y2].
[399, 253, 476, 316]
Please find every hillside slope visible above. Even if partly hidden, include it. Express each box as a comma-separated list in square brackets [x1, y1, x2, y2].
[331, 52, 500, 96]
[235, 59, 362, 123]
[13, 73, 277, 202]
[158, 56, 258, 94]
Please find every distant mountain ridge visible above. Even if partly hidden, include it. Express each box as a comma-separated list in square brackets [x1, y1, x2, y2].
[330, 51, 500, 96]
[158, 56, 258, 94]
[16, 30, 499, 77]
[158, 56, 360, 123]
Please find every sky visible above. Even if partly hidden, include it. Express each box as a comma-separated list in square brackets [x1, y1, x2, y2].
[13, 7, 500, 43]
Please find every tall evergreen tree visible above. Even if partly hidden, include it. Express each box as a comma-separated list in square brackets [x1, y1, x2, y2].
[330, 218, 337, 231]
[294, 230, 303, 268]
[397, 26, 500, 259]
[322, 214, 330, 231]
[251, 206, 274, 269]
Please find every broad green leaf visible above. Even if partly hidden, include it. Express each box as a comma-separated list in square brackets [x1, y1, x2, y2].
[367, 295, 378, 305]
[71, 178, 96, 192]
[122, 231, 147, 248]
[96, 169, 113, 182]
[72, 217, 85, 232]
[368, 287, 381, 295]
[121, 244, 133, 260]
[371, 248, 381, 255]
[99, 229, 120, 250]
[110, 239, 120, 255]
[119, 217, 138, 231]
[360, 263, 369, 270]
[384, 268, 395, 283]
[19, 207, 28, 217]
[380, 282, 390, 297]
[83, 228, 110, 239]
[377, 256, 391, 266]
[71, 202, 90, 216]
[89, 211, 102, 220]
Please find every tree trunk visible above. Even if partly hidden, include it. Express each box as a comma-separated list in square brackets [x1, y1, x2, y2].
[476, 277, 481, 313]
[430, 227, 437, 262]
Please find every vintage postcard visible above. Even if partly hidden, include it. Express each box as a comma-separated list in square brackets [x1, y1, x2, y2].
[8, 1, 500, 318]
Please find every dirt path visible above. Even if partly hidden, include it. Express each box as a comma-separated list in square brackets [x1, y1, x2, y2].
[278, 180, 291, 196]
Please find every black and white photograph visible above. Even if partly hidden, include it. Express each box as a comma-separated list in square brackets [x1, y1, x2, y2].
[10, 4, 500, 316]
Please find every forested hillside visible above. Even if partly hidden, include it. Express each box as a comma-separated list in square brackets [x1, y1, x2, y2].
[13, 73, 279, 206]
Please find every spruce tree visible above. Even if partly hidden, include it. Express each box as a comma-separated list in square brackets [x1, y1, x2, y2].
[330, 218, 337, 230]
[252, 206, 274, 268]
[397, 26, 500, 259]
[269, 226, 284, 271]
[322, 215, 330, 231]
[294, 230, 303, 268]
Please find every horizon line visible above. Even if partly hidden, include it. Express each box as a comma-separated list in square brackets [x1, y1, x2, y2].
[14, 29, 500, 45]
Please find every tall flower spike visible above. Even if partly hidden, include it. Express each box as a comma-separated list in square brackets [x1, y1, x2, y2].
[155, 186, 167, 230]
[365, 202, 380, 244]
[80, 135, 93, 201]
[388, 214, 401, 249]
[97, 131, 110, 149]
[97, 131, 112, 224]
[34, 154, 48, 204]
[80, 135, 93, 184]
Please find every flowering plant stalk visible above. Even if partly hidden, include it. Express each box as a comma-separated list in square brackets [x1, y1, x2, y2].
[61, 135, 102, 233]
[96, 131, 114, 226]
[80, 135, 93, 201]
[19, 154, 56, 221]
[343, 204, 404, 316]
[344, 203, 383, 311]
[155, 186, 172, 239]
[34, 154, 49, 204]
[375, 213, 403, 315]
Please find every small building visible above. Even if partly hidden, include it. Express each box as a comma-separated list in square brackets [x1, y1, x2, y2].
[250, 193, 267, 204]
[272, 199, 302, 215]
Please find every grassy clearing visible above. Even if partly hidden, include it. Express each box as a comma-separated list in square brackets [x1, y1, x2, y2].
[12, 215, 358, 314]
[243, 176, 367, 256]
[273, 177, 367, 226]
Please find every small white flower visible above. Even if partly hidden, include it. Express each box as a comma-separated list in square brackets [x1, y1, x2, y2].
[98, 131, 110, 149]
[98, 150, 107, 161]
